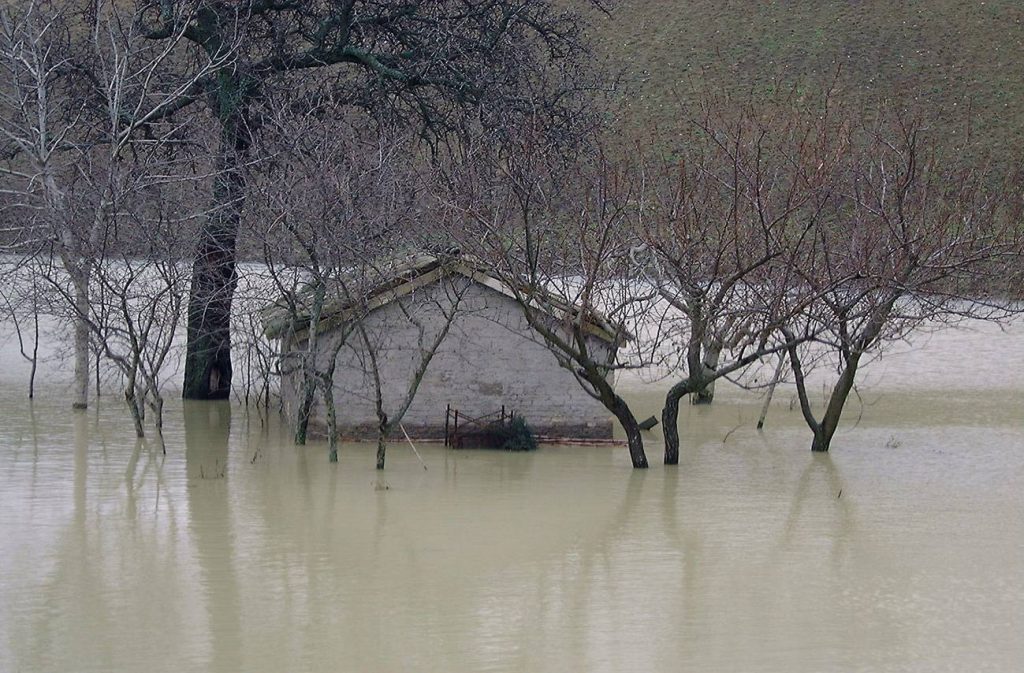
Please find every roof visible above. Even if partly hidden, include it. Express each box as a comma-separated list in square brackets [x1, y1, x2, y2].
[261, 251, 624, 345]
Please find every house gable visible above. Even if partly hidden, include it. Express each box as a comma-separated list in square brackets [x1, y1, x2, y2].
[263, 253, 622, 346]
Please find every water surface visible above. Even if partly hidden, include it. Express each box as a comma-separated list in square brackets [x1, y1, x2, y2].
[0, 318, 1022, 672]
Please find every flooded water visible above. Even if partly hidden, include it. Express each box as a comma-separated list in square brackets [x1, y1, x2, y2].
[1, 316, 1022, 672]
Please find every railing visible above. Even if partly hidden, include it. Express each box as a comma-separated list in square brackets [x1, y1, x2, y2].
[444, 404, 515, 448]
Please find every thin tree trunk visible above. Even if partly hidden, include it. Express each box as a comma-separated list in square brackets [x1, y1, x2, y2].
[609, 394, 647, 469]
[71, 271, 90, 410]
[295, 282, 326, 444]
[322, 377, 339, 463]
[784, 327, 862, 453]
[785, 331, 820, 433]
[376, 411, 389, 470]
[661, 379, 694, 465]
[812, 354, 861, 452]
[28, 305, 38, 399]
[757, 355, 786, 430]
[295, 380, 316, 444]
[152, 394, 166, 454]
[183, 114, 248, 400]
[582, 364, 648, 468]
[154, 395, 164, 434]
[125, 382, 145, 438]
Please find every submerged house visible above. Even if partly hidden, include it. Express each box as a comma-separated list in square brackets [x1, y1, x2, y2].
[263, 252, 623, 442]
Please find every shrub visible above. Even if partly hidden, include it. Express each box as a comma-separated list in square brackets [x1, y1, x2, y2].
[499, 416, 537, 452]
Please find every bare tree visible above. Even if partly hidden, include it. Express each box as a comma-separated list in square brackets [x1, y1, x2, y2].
[450, 130, 658, 469]
[349, 258, 468, 470]
[251, 89, 461, 465]
[88, 252, 189, 443]
[0, 0, 226, 409]
[783, 112, 1023, 452]
[132, 0, 604, 400]
[36, 100, 204, 444]
[0, 259, 44, 397]
[632, 96, 844, 464]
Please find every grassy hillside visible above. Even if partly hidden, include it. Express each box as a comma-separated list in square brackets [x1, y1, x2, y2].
[583, 0, 1024, 155]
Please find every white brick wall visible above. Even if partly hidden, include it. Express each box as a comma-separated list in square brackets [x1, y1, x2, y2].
[281, 276, 615, 439]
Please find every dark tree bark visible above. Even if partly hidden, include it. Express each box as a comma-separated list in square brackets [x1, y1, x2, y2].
[785, 329, 863, 454]
[375, 411, 389, 471]
[183, 110, 249, 399]
[661, 379, 696, 465]
[570, 362, 647, 469]
[614, 399, 647, 469]
[812, 355, 860, 452]
[661, 343, 792, 464]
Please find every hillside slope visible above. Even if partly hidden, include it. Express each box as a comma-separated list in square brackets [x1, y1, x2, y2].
[584, 0, 1024, 154]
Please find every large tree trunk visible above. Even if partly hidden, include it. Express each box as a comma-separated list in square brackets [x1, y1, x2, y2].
[661, 379, 694, 465]
[183, 114, 249, 400]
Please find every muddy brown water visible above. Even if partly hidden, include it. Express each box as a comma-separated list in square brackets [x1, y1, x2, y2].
[0, 317, 1022, 672]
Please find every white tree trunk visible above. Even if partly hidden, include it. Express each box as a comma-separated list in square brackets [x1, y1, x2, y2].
[693, 339, 722, 405]
[71, 271, 90, 410]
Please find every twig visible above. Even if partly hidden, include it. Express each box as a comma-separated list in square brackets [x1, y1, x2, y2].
[400, 423, 428, 470]
[722, 421, 743, 445]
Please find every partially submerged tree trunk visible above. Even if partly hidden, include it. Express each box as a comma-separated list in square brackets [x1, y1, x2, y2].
[295, 282, 326, 445]
[756, 355, 787, 430]
[124, 377, 145, 439]
[661, 379, 697, 465]
[28, 307, 39, 400]
[4, 284, 42, 399]
[183, 116, 248, 400]
[784, 285, 898, 453]
[149, 394, 166, 451]
[70, 268, 91, 410]
[350, 282, 463, 470]
[661, 345, 786, 464]
[692, 337, 722, 404]
[376, 411, 389, 471]
[321, 372, 340, 463]
[294, 375, 317, 444]
[608, 392, 647, 469]
[786, 334, 863, 453]
[812, 354, 861, 452]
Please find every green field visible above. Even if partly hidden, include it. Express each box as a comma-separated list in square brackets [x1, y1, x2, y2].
[583, 0, 1024, 154]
